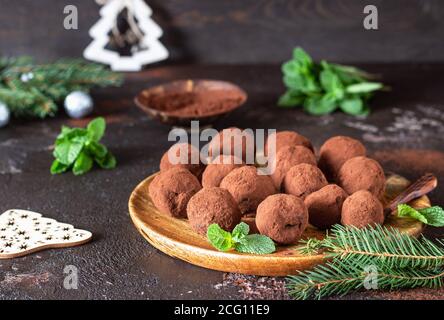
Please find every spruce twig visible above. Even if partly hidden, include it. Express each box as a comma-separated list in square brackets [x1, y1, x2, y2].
[287, 259, 444, 300]
[288, 225, 444, 299]
[321, 225, 444, 269]
[0, 57, 123, 118]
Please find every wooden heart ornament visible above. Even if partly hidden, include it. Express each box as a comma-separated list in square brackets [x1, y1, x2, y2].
[0, 209, 92, 259]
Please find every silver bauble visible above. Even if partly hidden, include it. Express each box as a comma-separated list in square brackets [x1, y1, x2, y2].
[0, 102, 10, 128]
[20, 72, 34, 83]
[64, 91, 94, 119]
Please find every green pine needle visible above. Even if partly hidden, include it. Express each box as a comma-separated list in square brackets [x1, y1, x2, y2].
[288, 224, 444, 299]
[0, 57, 123, 118]
[321, 224, 444, 269]
[287, 259, 444, 300]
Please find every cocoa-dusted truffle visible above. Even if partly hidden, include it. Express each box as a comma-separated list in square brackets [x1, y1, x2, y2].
[265, 130, 314, 155]
[201, 155, 244, 188]
[341, 190, 384, 228]
[338, 156, 385, 199]
[304, 184, 348, 229]
[256, 194, 308, 244]
[208, 127, 255, 163]
[318, 136, 366, 181]
[220, 166, 276, 214]
[270, 145, 317, 189]
[187, 187, 242, 235]
[149, 167, 201, 218]
[283, 163, 328, 199]
[160, 143, 204, 177]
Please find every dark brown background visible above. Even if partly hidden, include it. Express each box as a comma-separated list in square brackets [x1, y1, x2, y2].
[1, 0, 443, 63]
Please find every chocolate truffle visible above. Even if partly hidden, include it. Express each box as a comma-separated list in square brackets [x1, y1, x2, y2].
[265, 130, 314, 155]
[337, 156, 385, 199]
[341, 190, 384, 228]
[201, 155, 244, 188]
[160, 143, 204, 177]
[304, 184, 348, 229]
[318, 136, 366, 181]
[283, 163, 328, 199]
[220, 166, 276, 214]
[208, 127, 255, 163]
[270, 145, 317, 189]
[149, 167, 202, 218]
[256, 194, 308, 244]
[187, 187, 242, 235]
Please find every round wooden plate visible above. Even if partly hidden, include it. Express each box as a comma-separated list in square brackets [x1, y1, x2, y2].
[128, 174, 430, 276]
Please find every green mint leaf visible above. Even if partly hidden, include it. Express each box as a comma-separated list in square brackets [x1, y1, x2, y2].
[95, 152, 117, 169]
[278, 48, 385, 117]
[397, 204, 428, 224]
[72, 151, 93, 175]
[346, 82, 383, 94]
[320, 68, 343, 98]
[235, 234, 276, 254]
[56, 127, 87, 145]
[232, 222, 250, 242]
[283, 72, 304, 89]
[207, 224, 233, 251]
[418, 207, 444, 227]
[50, 159, 69, 175]
[53, 140, 83, 165]
[71, 134, 89, 145]
[282, 61, 301, 77]
[303, 94, 337, 115]
[56, 126, 73, 141]
[282, 60, 319, 94]
[87, 117, 106, 142]
[330, 63, 375, 81]
[277, 90, 304, 108]
[339, 97, 364, 115]
[398, 204, 444, 227]
[292, 47, 313, 67]
[87, 141, 108, 159]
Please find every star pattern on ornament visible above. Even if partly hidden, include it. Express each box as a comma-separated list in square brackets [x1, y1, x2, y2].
[0, 209, 92, 259]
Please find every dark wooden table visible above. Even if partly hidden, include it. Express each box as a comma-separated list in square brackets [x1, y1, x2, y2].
[0, 64, 443, 300]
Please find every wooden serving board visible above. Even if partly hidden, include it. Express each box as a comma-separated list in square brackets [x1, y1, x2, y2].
[128, 174, 429, 276]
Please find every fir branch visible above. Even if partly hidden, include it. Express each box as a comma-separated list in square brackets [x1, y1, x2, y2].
[287, 259, 444, 300]
[0, 57, 123, 118]
[289, 225, 444, 299]
[314, 225, 444, 269]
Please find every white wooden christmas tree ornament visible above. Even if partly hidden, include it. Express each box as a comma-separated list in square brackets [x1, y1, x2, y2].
[0, 209, 92, 259]
[84, 0, 169, 71]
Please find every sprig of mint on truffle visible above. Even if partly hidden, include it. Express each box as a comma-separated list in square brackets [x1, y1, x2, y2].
[207, 222, 275, 254]
[278, 47, 385, 116]
[51, 117, 116, 176]
[397, 204, 444, 227]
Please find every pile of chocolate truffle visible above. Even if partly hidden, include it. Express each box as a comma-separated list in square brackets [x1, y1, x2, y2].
[148, 128, 386, 246]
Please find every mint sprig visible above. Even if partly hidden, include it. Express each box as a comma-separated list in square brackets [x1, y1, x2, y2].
[397, 204, 444, 227]
[51, 117, 116, 175]
[278, 47, 384, 116]
[207, 222, 275, 255]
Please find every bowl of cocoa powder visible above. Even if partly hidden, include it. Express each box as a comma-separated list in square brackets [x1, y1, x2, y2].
[134, 79, 247, 127]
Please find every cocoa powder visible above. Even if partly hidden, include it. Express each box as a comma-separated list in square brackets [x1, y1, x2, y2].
[373, 149, 444, 174]
[147, 90, 245, 117]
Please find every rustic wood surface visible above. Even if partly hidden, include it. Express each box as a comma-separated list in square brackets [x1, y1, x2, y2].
[129, 173, 426, 276]
[0, 64, 443, 299]
[1, 0, 444, 64]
